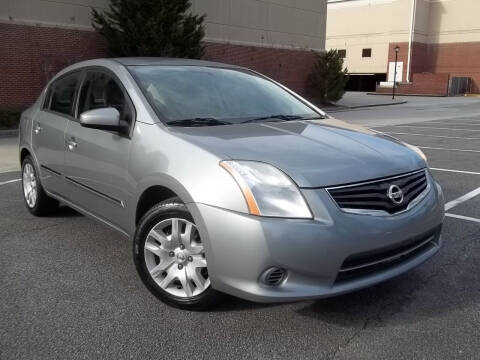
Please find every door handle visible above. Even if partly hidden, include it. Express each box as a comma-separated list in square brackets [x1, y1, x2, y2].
[66, 138, 77, 151]
[33, 124, 42, 134]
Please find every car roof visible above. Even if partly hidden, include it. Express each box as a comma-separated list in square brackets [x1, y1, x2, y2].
[112, 57, 244, 69]
[49, 57, 249, 85]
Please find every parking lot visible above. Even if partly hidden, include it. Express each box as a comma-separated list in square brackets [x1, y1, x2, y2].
[1, 97, 479, 359]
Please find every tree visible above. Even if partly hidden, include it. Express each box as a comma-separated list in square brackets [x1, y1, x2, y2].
[308, 49, 349, 104]
[92, 0, 206, 59]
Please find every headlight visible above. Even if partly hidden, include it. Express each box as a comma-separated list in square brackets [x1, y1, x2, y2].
[220, 160, 312, 218]
[405, 143, 428, 163]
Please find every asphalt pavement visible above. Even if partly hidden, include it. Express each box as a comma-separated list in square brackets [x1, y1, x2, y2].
[1, 95, 479, 359]
[0, 137, 19, 173]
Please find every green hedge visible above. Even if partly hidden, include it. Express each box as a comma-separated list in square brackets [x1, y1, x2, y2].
[0, 109, 21, 129]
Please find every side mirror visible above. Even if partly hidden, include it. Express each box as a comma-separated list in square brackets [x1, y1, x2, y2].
[79, 107, 126, 133]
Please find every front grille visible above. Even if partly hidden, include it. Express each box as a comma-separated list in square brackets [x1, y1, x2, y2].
[335, 226, 441, 284]
[327, 169, 428, 215]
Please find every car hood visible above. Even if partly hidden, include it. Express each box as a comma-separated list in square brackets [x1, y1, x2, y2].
[170, 119, 426, 188]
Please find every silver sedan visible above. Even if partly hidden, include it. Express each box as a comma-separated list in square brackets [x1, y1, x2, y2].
[19, 58, 444, 309]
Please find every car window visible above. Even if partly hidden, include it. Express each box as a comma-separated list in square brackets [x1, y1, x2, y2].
[78, 71, 132, 124]
[49, 72, 81, 116]
[129, 66, 317, 124]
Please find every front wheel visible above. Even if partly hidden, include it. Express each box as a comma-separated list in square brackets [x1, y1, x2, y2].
[133, 198, 221, 310]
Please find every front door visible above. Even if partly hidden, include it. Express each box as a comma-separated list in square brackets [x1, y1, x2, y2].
[63, 69, 135, 232]
[32, 71, 81, 194]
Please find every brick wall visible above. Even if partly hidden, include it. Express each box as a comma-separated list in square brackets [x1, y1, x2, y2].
[387, 42, 431, 81]
[387, 42, 409, 82]
[0, 23, 107, 110]
[204, 42, 316, 95]
[410, 42, 430, 74]
[385, 41, 480, 94]
[0, 22, 317, 111]
[427, 42, 480, 93]
[377, 73, 449, 96]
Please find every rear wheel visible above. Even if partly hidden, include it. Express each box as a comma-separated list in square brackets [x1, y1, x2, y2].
[21, 155, 58, 216]
[133, 198, 221, 310]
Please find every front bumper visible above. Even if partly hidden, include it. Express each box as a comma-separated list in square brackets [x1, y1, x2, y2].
[188, 174, 445, 303]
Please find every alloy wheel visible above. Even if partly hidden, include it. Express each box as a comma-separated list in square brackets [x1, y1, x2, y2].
[23, 163, 38, 208]
[144, 218, 210, 298]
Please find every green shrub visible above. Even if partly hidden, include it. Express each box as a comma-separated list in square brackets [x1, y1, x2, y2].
[92, 0, 206, 59]
[0, 109, 21, 129]
[308, 49, 349, 104]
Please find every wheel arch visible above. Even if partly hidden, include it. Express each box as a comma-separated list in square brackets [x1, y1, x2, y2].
[135, 185, 180, 225]
[20, 147, 31, 164]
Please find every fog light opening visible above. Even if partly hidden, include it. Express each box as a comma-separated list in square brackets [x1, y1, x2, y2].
[260, 267, 287, 286]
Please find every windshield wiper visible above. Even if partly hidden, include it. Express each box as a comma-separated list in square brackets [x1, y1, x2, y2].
[303, 115, 327, 120]
[241, 114, 306, 124]
[166, 117, 232, 127]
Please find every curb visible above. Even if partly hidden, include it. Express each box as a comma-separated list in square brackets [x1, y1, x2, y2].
[328, 101, 407, 113]
[0, 129, 19, 138]
[347, 101, 407, 109]
[366, 92, 445, 97]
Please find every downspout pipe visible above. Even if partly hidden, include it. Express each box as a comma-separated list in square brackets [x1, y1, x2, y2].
[406, 0, 417, 83]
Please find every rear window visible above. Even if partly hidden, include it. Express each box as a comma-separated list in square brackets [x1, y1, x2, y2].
[48, 72, 81, 116]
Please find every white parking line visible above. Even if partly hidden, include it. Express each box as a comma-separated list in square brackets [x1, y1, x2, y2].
[0, 169, 20, 174]
[0, 178, 21, 186]
[386, 132, 480, 140]
[430, 168, 480, 176]
[445, 213, 480, 224]
[395, 125, 480, 132]
[423, 122, 480, 127]
[418, 146, 480, 153]
[444, 187, 480, 211]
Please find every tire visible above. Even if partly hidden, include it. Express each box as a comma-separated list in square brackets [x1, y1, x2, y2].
[133, 197, 222, 310]
[21, 155, 58, 216]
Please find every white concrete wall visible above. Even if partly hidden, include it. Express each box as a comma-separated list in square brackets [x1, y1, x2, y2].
[413, 0, 431, 43]
[326, 0, 480, 74]
[427, 0, 480, 44]
[326, 0, 413, 74]
[0, 0, 327, 50]
[0, 0, 109, 30]
[191, 0, 327, 49]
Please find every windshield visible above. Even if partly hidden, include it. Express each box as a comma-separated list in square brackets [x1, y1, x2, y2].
[129, 65, 319, 125]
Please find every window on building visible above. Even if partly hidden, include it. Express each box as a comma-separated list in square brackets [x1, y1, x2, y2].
[338, 49, 346, 58]
[48, 72, 81, 116]
[362, 48, 372, 58]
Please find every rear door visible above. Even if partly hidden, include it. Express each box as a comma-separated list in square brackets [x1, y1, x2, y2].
[32, 71, 81, 194]
[63, 69, 135, 232]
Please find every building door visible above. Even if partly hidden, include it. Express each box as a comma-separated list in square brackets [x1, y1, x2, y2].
[346, 74, 387, 92]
